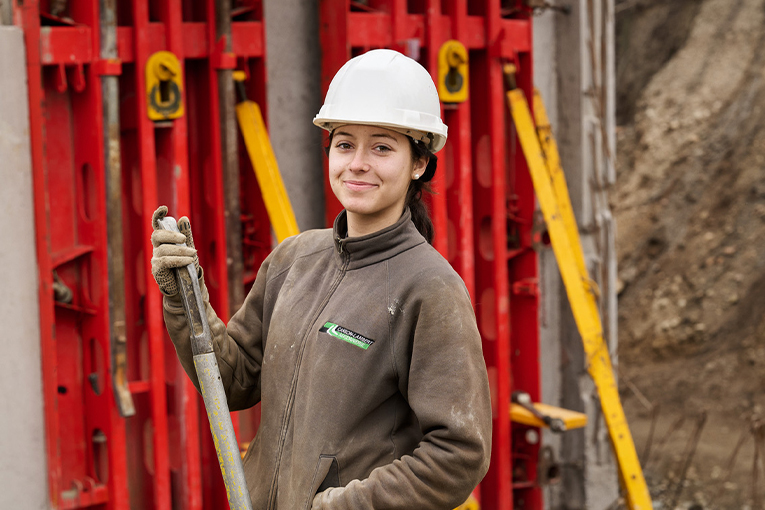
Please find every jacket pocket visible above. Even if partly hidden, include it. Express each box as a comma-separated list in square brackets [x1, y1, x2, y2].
[305, 455, 340, 510]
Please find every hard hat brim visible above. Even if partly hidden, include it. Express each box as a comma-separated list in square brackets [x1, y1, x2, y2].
[313, 118, 447, 153]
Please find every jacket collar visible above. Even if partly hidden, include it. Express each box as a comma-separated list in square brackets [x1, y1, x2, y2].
[332, 208, 426, 270]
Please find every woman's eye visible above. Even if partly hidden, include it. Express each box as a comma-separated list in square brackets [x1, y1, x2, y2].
[374, 145, 392, 153]
[335, 142, 352, 150]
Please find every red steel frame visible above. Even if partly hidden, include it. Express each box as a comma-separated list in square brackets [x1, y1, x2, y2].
[20, 0, 543, 507]
[19, 0, 270, 508]
[319, 1, 542, 508]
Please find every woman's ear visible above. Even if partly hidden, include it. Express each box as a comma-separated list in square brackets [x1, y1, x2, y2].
[412, 156, 429, 179]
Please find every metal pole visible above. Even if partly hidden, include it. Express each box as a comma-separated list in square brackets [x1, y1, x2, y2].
[158, 216, 253, 510]
[101, 0, 135, 418]
[215, 0, 245, 314]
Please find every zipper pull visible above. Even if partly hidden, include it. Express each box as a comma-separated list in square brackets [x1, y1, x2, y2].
[336, 236, 344, 254]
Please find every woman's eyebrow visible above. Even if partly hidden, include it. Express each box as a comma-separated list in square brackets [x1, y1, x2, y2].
[335, 131, 398, 143]
[371, 133, 398, 142]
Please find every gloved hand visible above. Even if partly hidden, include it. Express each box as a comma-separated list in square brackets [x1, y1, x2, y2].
[151, 205, 201, 296]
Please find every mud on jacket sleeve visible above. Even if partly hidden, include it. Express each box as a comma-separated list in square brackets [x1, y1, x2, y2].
[311, 275, 492, 510]
[162, 252, 271, 411]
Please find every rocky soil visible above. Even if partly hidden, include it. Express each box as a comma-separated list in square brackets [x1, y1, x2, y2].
[615, 0, 765, 507]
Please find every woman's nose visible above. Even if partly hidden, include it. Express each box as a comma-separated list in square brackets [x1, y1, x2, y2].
[349, 150, 370, 172]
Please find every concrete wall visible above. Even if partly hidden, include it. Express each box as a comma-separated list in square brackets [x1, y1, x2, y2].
[263, 0, 325, 230]
[534, 1, 620, 508]
[0, 26, 49, 509]
[533, 8, 565, 507]
[1, 0, 11, 26]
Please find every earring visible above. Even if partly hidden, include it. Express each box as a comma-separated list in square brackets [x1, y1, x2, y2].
[414, 173, 420, 180]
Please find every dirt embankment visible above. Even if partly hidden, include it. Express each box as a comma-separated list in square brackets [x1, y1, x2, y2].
[615, 0, 765, 507]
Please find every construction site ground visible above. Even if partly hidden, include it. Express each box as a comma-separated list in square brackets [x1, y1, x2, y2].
[615, 0, 765, 508]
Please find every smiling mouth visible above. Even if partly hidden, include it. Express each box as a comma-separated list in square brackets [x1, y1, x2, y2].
[344, 180, 377, 191]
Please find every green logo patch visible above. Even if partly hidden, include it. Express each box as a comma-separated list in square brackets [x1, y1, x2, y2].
[320, 322, 374, 350]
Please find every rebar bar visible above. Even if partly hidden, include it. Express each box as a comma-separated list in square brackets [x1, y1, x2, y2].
[667, 411, 707, 510]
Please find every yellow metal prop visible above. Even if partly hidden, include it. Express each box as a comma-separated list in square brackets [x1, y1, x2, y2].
[510, 402, 587, 430]
[505, 79, 652, 509]
[234, 73, 300, 242]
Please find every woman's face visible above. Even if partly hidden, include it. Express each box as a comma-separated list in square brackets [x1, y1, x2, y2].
[329, 124, 427, 236]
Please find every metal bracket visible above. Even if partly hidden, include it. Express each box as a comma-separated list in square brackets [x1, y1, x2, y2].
[437, 40, 469, 103]
[212, 36, 237, 69]
[146, 51, 184, 120]
[93, 59, 122, 76]
[512, 278, 539, 297]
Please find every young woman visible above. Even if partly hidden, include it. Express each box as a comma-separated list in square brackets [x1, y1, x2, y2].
[151, 49, 491, 510]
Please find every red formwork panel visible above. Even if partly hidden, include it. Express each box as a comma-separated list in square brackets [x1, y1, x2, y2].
[318, 1, 541, 509]
[19, 0, 130, 508]
[19, 0, 270, 508]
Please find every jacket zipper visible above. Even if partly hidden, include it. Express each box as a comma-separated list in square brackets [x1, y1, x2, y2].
[266, 244, 350, 509]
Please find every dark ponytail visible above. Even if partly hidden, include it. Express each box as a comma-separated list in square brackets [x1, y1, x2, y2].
[407, 137, 437, 244]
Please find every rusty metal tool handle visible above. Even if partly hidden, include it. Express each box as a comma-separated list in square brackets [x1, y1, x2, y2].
[156, 215, 253, 510]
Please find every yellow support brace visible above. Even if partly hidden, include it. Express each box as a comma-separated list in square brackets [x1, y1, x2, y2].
[234, 91, 300, 242]
[532, 90, 588, 281]
[506, 85, 652, 510]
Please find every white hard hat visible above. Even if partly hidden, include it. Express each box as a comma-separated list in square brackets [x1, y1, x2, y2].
[313, 49, 448, 153]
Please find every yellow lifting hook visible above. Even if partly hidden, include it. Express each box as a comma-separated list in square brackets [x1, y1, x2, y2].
[146, 51, 184, 120]
[437, 40, 469, 103]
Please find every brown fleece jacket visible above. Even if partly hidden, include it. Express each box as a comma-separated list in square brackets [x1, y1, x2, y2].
[163, 209, 492, 510]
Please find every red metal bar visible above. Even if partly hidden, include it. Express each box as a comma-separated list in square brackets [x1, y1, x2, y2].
[232, 22, 265, 56]
[333, 14, 530, 53]
[442, 0, 476, 300]
[319, 0, 350, 226]
[114, 22, 264, 64]
[471, 51, 512, 510]
[40, 26, 93, 64]
[507, 45, 543, 509]
[158, 1, 203, 508]
[424, 0, 449, 257]
[487, 0, 513, 505]
[201, 0, 232, 322]
[131, 0, 172, 507]
[19, 1, 136, 508]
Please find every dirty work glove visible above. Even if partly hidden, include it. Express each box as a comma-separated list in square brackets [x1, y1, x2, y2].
[151, 205, 201, 296]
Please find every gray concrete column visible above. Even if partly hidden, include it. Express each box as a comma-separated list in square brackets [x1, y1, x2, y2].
[1, 0, 11, 26]
[0, 26, 50, 510]
[263, 0, 326, 230]
[533, 8, 565, 507]
[534, 0, 619, 508]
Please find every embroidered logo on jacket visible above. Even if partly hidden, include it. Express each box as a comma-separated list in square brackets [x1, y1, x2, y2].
[319, 322, 375, 350]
